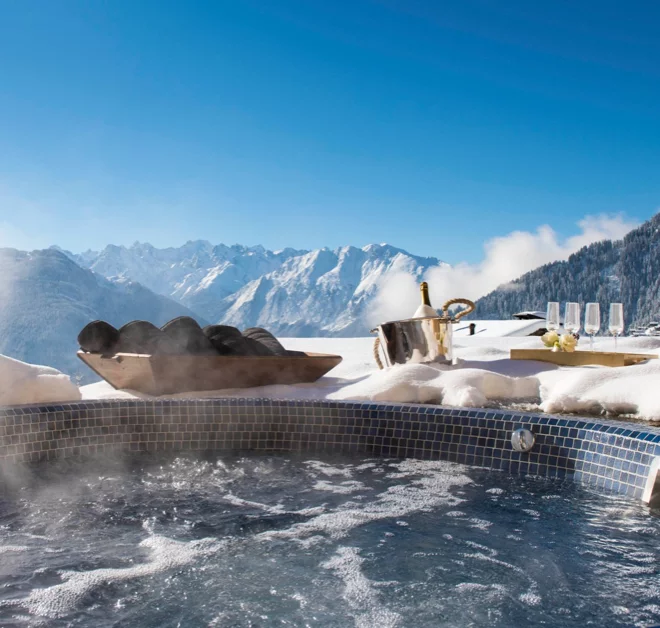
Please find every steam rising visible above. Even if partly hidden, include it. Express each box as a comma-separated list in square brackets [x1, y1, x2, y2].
[370, 214, 638, 324]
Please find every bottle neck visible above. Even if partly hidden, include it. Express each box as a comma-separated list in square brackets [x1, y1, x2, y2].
[420, 282, 431, 307]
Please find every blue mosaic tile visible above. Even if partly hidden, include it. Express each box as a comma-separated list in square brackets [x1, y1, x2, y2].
[2, 398, 660, 500]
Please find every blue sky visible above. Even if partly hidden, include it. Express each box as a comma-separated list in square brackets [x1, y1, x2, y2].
[0, 0, 658, 263]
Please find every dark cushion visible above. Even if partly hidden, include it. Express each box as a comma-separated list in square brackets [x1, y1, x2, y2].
[242, 327, 289, 356]
[242, 327, 306, 357]
[116, 321, 181, 355]
[208, 334, 275, 356]
[161, 317, 218, 355]
[204, 324, 275, 356]
[203, 325, 244, 342]
[77, 320, 120, 354]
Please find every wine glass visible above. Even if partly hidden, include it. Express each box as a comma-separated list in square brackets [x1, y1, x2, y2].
[546, 302, 560, 332]
[584, 303, 600, 352]
[564, 302, 581, 337]
[609, 303, 624, 351]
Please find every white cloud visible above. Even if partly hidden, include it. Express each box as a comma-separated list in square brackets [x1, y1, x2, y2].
[372, 213, 639, 324]
[370, 271, 421, 326]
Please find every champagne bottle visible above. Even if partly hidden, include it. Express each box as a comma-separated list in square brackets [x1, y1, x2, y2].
[413, 282, 437, 318]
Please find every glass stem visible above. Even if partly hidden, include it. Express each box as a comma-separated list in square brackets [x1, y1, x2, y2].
[590, 334, 594, 352]
[614, 334, 618, 352]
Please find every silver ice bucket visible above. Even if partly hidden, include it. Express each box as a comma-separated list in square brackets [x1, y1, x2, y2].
[371, 298, 475, 369]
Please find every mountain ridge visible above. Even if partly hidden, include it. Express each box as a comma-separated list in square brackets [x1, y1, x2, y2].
[71, 241, 446, 336]
[473, 212, 660, 326]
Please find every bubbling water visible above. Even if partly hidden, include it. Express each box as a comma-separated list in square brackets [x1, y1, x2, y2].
[0, 452, 659, 627]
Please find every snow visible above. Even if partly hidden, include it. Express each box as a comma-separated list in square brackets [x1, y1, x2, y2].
[0, 354, 81, 406]
[3, 330, 658, 421]
[78, 334, 660, 422]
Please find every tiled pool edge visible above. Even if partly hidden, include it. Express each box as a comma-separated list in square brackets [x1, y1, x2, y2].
[1, 399, 660, 501]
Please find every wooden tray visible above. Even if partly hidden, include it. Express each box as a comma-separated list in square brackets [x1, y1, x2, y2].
[78, 351, 343, 396]
[510, 348, 657, 367]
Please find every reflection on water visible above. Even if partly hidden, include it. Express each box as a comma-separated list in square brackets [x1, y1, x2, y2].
[1, 452, 659, 627]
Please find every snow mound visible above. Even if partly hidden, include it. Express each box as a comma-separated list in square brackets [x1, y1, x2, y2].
[0, 354, 81, 406]
[538, 360, 660, 417]
[327, 364, 538, 408]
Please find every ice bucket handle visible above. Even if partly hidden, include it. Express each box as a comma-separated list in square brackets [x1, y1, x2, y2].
[373, 337, 385, 370]
[442, 298, 475, 321]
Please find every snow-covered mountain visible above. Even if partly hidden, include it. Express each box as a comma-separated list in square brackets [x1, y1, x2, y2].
[0, 248, 205, 383]
[66, 241, 306, 322]
[73, 241, 446, 336]
[219, 244, 443, 336]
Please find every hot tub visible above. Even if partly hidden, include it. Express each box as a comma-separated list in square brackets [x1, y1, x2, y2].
[1, 399, 659, 626]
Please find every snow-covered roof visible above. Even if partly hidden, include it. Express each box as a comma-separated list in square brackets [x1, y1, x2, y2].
[453, 319, 547, 337]
[512, 311, 546, 320]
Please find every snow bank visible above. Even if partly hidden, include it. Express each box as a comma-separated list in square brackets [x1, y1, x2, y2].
[76, 335, 660, 421]
[327, 363, 539, 407]
[537, 360, 660, 417]
[0, 355, 81, 406]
